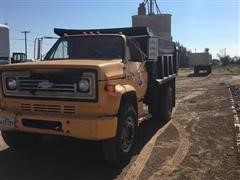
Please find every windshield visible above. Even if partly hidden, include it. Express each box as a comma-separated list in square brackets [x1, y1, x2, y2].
[44, 35, 124, 60]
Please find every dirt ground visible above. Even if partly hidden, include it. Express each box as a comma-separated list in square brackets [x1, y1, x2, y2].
[0, 68, 240, 180]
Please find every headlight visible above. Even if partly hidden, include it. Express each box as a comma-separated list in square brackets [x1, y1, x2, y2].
[78, 79, 90, 93]
[6, 77, 17, 90]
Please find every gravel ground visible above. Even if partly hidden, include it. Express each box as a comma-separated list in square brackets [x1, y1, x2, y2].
[135, 70, 240, 180]
[229, 86, 240, 155]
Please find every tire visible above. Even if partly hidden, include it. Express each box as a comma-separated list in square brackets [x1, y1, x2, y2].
[102, 102, 137, 167]
[208, 66, 212, 74]
[194, 66, 198, 74]
[1, 131, 42, 150]
[150, 85, 173, 122]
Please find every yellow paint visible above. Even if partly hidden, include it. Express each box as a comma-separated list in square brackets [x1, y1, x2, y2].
[0, 110, 117, 140]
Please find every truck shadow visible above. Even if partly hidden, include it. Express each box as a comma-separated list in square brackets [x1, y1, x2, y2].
[188, 73, 211, 77]
[0, 119, 165, 180]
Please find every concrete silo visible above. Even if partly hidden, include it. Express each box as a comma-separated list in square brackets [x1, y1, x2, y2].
[132, 0, 172, 41]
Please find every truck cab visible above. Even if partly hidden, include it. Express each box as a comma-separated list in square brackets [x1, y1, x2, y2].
[11, 52, 28, 63]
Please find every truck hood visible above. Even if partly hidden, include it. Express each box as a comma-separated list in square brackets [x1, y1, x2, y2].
[0, 59, 125, 80]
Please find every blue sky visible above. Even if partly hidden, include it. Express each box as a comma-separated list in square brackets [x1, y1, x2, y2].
[0, 0, 239, 59]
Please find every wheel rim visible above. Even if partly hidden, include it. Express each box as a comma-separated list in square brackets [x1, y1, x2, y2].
[120, 117, 135, 153]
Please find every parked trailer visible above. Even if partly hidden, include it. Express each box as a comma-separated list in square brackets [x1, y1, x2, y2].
[189, 52, 212, 74]
[0, 24, 10, 65]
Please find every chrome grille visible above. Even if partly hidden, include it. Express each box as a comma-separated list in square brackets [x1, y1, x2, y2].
[20, 103, 76, 114]
[18, 79, 77, 92]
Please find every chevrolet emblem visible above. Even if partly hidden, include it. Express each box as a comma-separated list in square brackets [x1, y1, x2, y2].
[38, 81, 53, 89]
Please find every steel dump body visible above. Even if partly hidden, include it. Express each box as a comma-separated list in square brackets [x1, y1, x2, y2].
[189, 52, 212, 66]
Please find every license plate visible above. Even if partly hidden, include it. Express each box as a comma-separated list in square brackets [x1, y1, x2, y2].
[0, 117, 15, 129]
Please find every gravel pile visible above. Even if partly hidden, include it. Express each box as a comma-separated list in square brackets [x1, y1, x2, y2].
[229, 85, 240, 155]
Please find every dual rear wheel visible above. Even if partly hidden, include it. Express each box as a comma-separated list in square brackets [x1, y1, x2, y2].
[149, 84, 174, 122]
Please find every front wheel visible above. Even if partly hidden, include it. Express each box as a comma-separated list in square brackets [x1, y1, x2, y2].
[1, 131, 42, 150]
[102, 102, 137, 167]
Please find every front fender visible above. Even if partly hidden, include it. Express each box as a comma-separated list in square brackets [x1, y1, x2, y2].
[101, 84, 136, 116]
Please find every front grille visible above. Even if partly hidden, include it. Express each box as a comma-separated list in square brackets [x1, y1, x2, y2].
[20, 103, 76, 114]
[18, 79, 77, 92]
[2, 69, 97, 101]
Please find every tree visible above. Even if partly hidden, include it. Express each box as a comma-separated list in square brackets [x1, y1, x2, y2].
[217, 54, 231, 66]
[212, 59, 220, 66]
[217, 52, 240, 66]
[233, 56, 240, 64]
[175, 42, 190, 67]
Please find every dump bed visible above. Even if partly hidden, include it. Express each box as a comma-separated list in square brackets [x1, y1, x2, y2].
[189, 52, 212, 66]
[54, 27, 175, 60]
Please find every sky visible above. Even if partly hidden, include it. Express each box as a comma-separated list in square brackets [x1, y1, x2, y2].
[0, 0, 239, 59]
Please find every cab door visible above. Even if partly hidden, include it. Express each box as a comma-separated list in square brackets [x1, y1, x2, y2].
[124, 39, 148, 100]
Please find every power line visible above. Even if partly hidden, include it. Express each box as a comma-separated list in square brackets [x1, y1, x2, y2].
[11, 38, 35, 42]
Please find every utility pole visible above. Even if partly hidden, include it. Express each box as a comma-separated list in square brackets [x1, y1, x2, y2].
[21, 31, 30, 59]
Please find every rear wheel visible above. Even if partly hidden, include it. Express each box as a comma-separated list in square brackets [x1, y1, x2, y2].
[102, 102, 137, 167]
[1, 131, 41, 150]
[194, 66, 199, 74]
[207, 66, 212, 74]
[149, 84, 173, 122]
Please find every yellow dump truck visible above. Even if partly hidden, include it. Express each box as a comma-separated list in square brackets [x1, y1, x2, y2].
[0, 27, 177, 166]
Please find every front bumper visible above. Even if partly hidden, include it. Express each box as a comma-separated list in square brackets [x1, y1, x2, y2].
[0, 110, 117, 140]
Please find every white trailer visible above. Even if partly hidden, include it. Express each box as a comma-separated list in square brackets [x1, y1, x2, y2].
[0, 24, 10, 65]
[188, 52, 212, 74]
